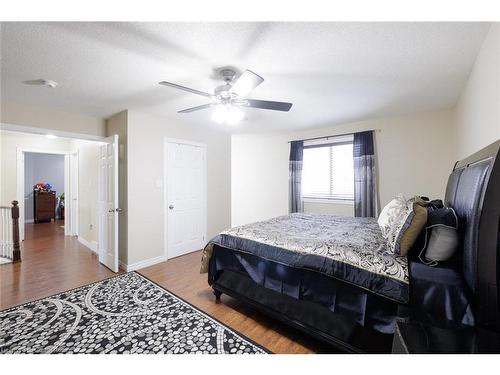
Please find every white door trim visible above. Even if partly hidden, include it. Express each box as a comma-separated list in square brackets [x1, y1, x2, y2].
[1, 122, 105, 142]
[69, 150, 79, 236]
[16, 147, 72, 240]
[163, 137, 207, 260]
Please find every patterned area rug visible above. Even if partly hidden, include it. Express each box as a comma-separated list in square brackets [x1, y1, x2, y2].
[0, 272, 268, 354]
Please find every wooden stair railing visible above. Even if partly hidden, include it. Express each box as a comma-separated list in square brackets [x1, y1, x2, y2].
[12, 200, 20, 262]
[0, 200, 21, 262]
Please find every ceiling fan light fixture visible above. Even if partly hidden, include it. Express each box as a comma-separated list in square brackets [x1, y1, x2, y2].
[226, 106, 244, 125]
[212, 104, 228, 124]
[160, 68, 292, 119]
[211, 104, 244, 125]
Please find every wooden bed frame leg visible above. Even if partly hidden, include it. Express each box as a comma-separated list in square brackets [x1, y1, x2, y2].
[213, 289, 222, 302]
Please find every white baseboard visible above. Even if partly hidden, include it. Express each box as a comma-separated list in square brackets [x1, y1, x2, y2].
[25, 218, 62, 224]
[78, 236, 98, 253]
[119, 255, 167, 272]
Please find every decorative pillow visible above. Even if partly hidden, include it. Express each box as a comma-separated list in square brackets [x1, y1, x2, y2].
[398, 201, 428, 256]
[383, 196, 428, 256]
[418, 207, 460, 266]
[378, 195, 407, 238]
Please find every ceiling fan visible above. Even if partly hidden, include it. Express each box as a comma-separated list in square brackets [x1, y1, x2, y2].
[159, 69, 293, 125]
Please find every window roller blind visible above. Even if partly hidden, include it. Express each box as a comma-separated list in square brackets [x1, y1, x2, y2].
[302, 141, 354, 200]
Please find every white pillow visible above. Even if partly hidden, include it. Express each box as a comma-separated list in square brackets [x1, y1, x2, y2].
[378, 195, 408, 239]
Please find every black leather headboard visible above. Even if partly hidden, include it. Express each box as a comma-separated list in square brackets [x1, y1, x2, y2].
[444, 140, 500, 330]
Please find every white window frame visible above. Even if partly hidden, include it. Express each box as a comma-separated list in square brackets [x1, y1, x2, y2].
[303, 197, 354, 205]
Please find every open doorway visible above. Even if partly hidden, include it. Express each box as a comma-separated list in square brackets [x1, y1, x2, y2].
[16, 145, 79, 243]
[0, 125, 120, 273]
[23, 151, 67, 243]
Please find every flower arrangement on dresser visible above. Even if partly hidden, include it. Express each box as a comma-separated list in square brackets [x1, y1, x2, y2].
[33, 182, 53, 192]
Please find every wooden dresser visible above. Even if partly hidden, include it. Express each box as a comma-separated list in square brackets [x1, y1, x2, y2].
[33, 191, 56, 223]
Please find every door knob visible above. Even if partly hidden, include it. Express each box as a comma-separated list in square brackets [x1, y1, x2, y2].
[169, 205, 174, 210]
[115, 208, 123, 212]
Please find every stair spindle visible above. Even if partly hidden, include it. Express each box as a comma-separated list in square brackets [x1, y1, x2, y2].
[12, 200, 20, 262]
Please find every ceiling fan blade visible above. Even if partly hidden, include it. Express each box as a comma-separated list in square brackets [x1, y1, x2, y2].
[244, 99, 293, 112]
[159, 81, 213, 98]
[177, 103, 213, 113]
[229, 70, 264, 97]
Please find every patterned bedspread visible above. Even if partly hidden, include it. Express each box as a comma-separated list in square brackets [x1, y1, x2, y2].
[201, 213, 409, 303]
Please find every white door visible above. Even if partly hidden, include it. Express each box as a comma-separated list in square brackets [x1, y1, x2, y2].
[98, 135, 119, 272]
[165, 139, 206, 259]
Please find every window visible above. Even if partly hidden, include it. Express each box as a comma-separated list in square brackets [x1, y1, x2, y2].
[302, 140, 354, 201]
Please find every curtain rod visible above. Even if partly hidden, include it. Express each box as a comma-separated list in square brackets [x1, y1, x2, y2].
[288, 129, 380, 143]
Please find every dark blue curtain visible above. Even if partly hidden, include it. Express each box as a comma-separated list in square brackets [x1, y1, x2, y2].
[289, 141, 304, 213]
[353, 131, 378, 217]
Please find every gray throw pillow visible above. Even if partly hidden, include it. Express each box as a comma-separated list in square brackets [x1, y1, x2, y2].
[424, 226, 460, 262]
[418, 207, 460, 266]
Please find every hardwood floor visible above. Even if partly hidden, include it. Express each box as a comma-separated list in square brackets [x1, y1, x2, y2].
[0, 221, 121, 310]
[0, 221, 332, 353]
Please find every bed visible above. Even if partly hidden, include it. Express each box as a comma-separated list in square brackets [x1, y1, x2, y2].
[201, 140, 500, 353]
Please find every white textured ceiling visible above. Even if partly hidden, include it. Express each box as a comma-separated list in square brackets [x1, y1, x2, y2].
[0, 22, 491, 132]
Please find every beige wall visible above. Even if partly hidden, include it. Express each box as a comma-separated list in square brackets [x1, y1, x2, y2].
[454, 24, 500, 159]
[106, 110, 129, 264]
[126, 111, 231, 266]
[231, 109, 455, 226]
[1, 100, 106, 137]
